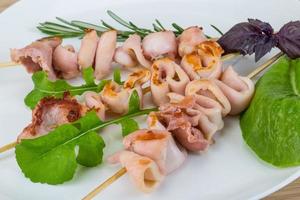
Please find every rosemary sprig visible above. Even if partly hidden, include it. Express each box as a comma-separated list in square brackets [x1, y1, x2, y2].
[37, 10, 185, 40]
[38, 10, 221, 41]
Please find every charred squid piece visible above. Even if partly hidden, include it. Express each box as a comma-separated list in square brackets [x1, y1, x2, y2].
[181, 40, 224, 80]
[214, 66, 255, 115]
[123, 68, 151, 89]
[10, 36, 62, 80]
[147, 112, 166, 131]
[18, 94, 87, 141]
[114, 34, 152, 69]
[185, 79, 231, 116]
[177, 26, 207, 57]
[84, 91, 106, 121]
[167, 92, 224, 137]
[142, 31, 177, 60]
[114, 46, 138, 69]
[123, 129, 187, 175]
[156, 96, 212, 152]
[53, 45, 80, 79]
[108, 151, 164, 193]
[94, 30, 117, 80]
[150, 58, 190, 106]
[78, 29, 99, 70]
[100, 81, 143, 114]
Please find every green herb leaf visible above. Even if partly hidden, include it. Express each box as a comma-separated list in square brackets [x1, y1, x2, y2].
[119, 118, 139, 137]
[113, 68, 122, 84]
[24, 67, 109, 109]
[128, 90, 141, 114]
[16, 106, 156, 184]
[15, 111, 105, 184]
[240, 56, 300, 167]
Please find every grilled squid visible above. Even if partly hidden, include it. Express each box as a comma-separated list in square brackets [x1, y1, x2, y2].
[214, 66, 255, 115]
[114, 34, 152, 69]
[53, 45, 80, 79]
[185, 79, 231, 116]
[10, 37, 62, 80]
[150, 58, 190, 106]
[109, 151, 164, 193]
[94, 30, 117, 79]
[147, 112, 166, 130]
[123, 129, 187, 175]
[181, 41, 224, 80]
[156, 96, 215, 152]
[84, 91, 106, 121]
[178, 26, 207, 57]
[78, 30, 99, 69]
[142, 31, 177, 60]
[18, 95, 86, 141]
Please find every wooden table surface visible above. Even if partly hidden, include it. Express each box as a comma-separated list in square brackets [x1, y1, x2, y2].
[1, 0, 300, 199]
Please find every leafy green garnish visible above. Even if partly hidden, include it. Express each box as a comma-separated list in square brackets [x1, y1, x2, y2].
[113, 68, 122, 85]
[119, 119, 139, 137]
[16, 90, 157, 184]
[16, 111, 105, 184]
[240, 56, 300, 167]
[24, 67, 108, 109]
[119, 90, 141, 136]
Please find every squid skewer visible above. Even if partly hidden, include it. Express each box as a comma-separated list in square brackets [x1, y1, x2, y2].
[82, 51, 284, 200]
[0, 68, 150, 153]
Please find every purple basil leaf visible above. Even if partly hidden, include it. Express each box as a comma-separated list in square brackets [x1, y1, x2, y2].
[276, 21, 300, 59]
[218, 19, 277, 61]
[254, 35, 278, 61]
[248, 19, 273, 36]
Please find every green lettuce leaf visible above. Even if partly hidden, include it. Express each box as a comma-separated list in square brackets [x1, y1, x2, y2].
[24, 67, 109, 109]
[240, 56, 300, 167]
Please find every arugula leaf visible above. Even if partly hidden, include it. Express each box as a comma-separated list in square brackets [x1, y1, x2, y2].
[119, 118, 139, 137]
[24, 67, 109, 109]
[16, 107, 157, 184]
[127, 90, 141, 114]
[113, 68, 122, 84]
[15, 111, 105, 184]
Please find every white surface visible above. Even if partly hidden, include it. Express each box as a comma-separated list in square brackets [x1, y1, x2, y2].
[0, 0, 300, 199]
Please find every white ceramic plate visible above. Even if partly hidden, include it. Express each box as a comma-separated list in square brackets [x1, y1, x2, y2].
[1, 0, 300, 199]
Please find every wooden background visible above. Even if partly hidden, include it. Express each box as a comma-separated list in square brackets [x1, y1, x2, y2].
[1, 0, 300, 199]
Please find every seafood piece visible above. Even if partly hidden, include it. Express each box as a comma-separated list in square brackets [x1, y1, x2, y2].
[53, 45, 80, 79]
[78, 30, 98, 69]
[178, 26, 207, 57]
[215, 66, 255, 115]
[18, 95, 86, 141]
[100, 81, 143, 114]
[108, 151, 164, 193]
[94, 30, 117, 79]
[114, 34, 152, 69]
[150, 58, 190, 106]
[142, 31, 177, 60]
[185, 79, 231, 116]
[84, 91, 106, 121]
[181, 41, 224, 80]
[10, 37, 62, 80]
[123, 129, 187, 174]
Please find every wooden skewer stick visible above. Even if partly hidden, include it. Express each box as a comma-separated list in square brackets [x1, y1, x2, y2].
[82, 167, 127, 200]
[0, 62, 19, 68]
[247, 52, 284, 79]
[0, 52, 239, 69]
[82, 51, 285, 199]
[0, 141, 18, 153]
